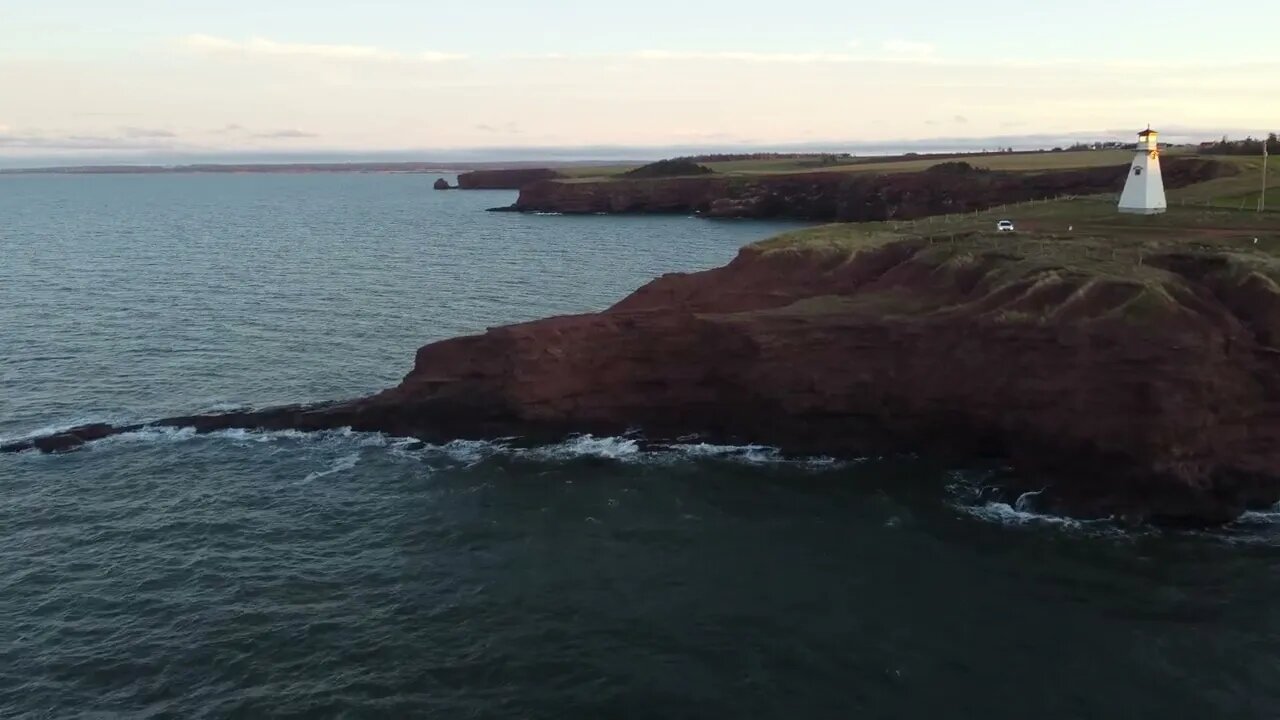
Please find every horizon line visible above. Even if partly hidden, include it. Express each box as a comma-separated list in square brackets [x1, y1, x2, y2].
[2, 128, 1274, 171]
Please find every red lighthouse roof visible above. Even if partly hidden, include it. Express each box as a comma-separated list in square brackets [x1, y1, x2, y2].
[1138, 128, 1158, 136]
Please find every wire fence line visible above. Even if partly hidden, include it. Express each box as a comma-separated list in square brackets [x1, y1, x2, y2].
[1178, 196, 1280, 214]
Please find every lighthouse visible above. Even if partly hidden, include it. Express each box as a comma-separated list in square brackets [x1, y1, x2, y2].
[1118, 127, 1167, 214]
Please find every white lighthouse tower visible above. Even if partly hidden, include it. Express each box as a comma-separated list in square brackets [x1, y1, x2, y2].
[1118, 127, 1167, 214]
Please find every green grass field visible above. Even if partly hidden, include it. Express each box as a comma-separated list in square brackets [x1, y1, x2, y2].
[749, 197, 1280, 324]
[1167, 156, 1278, 210]
[557, 149, 1151, 180]
[558, 164, 642, 178]
[759, 197, 1280, 256]
[717, 149, 1140, 175]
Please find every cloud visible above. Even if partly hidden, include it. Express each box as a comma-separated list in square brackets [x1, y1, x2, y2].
[953, 115, 968, 124]
[211, 124, 315, 139]
[632, 50, 866, 63]
[474, 122, 522, 135]
[252, 129, 318, 139]
[180, 34, 465, 63]
[120, 126, 176, 138]
[882, 40, 935, 56]
[71, 111, 143, 119]
[0, 132, 177, 150]
[627, 43, 949, 65]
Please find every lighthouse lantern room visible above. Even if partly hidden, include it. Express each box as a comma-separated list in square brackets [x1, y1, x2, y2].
[1118, 127, 1167, 215]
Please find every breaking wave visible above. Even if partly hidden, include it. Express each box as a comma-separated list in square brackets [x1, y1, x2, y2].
[944, 471, 1119, 533]
[957, 500, 1087, 529]
[1235, 504, 1280, 525]
[18, 420, 849, 473]
[302, 452, 362, 483]
[25, 422, 1280, 543]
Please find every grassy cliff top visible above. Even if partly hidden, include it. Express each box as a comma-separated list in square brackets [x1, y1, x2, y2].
[558, 152, 1277, 211]
[559, 149, 1143, 179]
[746, 199, 1280, 326]
[758, 198, 1280, 255]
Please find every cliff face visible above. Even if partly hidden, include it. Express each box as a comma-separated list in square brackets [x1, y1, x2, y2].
[332, 239, 1276, 525]
[7, 206, 1279, 526]
[511, 159, 1231, 220]
[456, 168, 565, 190]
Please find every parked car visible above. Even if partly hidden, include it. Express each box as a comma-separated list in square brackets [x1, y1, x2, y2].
[996, 220, 1016, 233]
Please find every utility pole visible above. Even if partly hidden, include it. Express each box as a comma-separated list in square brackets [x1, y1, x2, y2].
[1262, 138, 1269, 212]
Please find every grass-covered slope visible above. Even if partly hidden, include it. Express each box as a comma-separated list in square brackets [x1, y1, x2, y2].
[751, 199, 1280, 328]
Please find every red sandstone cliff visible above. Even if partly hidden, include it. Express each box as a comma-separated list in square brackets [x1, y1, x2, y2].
[7, 208, 1278, 526]
[456, 168, 565, 190]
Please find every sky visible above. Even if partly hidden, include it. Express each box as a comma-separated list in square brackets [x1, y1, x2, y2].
[1, 0, 1277, 164]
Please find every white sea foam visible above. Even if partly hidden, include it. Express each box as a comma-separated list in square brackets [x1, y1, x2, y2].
[664, 442, 782, 463]
[958, 501, 1086, 529]
[302, 452, 361, 482]
[945, 471, 1106, 532]
[1234, 503, 1280, 525]
[209, 427, 314, 444]
[519, 435, 642, 461]
[506, 435, 851, 468]
[97, 425, 198, 447]
[428, 439, 509, 466]
[1014, 488, 1046, 513]
[12, 419, 855, 477]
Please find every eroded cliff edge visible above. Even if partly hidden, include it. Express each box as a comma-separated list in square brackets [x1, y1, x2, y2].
[7, 200, 1280, 526]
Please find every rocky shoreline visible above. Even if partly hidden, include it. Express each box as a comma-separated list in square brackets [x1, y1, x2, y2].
[8, 213, 1280, 527]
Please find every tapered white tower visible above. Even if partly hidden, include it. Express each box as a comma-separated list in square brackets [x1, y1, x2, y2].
[1118, 128, 1166, 214]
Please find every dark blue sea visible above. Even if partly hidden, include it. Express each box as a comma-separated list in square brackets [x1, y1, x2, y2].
[3, 173, 1279, 719]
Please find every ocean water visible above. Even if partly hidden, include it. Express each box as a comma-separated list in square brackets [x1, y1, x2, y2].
[2, 173, 1279, 719]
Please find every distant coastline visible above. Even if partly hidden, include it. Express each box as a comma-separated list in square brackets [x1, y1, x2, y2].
[0, 160, 634, 176]
[0, 145, 1173, 176]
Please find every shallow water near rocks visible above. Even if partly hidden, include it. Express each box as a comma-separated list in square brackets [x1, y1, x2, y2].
[3, 173, 1279, 718]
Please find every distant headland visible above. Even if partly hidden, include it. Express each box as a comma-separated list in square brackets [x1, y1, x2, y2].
[0, 160, 630, 176]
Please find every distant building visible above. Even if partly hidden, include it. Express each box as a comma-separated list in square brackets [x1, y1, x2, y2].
[1118, 128, 1167, 215]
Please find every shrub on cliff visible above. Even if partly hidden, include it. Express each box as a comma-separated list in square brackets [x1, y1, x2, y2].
[926, 161, 986, 175]
[1199, 133, 1279, 156]
[623, 159, 715, 179]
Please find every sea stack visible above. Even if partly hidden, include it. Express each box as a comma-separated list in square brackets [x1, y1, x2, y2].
[1118, 127, 1167, 214]
[433, 178, 453, 190]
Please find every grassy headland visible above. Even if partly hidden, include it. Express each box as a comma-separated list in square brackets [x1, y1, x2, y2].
[751, 197, 1280, 326]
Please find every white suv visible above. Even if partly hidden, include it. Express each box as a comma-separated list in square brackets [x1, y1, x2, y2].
[996, 220, 1015, 233]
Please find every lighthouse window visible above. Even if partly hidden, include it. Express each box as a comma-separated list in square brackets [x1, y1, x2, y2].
[1134, 167, 1142, 176]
